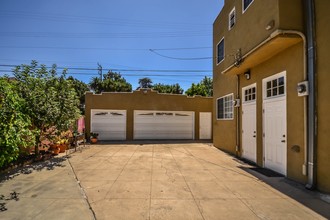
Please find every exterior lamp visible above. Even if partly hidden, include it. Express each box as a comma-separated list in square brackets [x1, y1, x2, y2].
[244, 70, 251, 80]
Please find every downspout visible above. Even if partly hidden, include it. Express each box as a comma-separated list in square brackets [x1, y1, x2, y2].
[236, 75, 240, 155]
[305, 0, 317, 190]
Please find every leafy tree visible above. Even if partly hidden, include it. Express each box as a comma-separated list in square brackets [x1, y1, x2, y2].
[0, 77, 35, 167]
[89, 71, 132, 93]
[67, 76, 90, 113]
[138, 77, 153, 89]
[13, 61, 80, 154]
[185, 76, 213, 97]
[153, 83, 183, 94]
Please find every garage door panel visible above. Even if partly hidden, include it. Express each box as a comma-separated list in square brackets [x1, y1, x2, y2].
[91, 110, 126, 140]
[134, 110, 194, 140]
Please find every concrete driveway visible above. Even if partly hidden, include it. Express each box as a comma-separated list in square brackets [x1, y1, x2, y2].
[70, 142, 329, 220]
[1, 142, 329, 219]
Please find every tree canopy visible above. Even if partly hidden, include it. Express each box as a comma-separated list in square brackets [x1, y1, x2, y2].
[89, 71, 132, 93]
[153, 83, 184, 94]
[185, 76, 213, 97]
[138, 77, 153, 89]
[13, 61, 81, 154]
[0, 77, 34, 167]
[67, 76, 90, 113]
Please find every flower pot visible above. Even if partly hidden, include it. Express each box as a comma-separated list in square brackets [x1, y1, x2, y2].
[59, 144, 67, 153]
[90, 138, 98, 144]
[52, 147, 60, 155]
[50, 144, 61, 155]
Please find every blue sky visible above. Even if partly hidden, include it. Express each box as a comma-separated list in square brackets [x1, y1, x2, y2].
[0, 0, 223, 91]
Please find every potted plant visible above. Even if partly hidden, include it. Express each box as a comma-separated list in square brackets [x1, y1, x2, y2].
[50, 144, 60, 155]
[90, 132, 99, 144]
[58, 138, 69, 153]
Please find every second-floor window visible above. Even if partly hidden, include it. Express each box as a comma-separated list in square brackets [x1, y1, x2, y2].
[243, 0, 254, 13]
[217, 38, 225, 64]
[229, 7, 236, 30]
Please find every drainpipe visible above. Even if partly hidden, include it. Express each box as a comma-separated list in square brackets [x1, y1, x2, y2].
[304, 0, 317, 190]
[236, 75, 240, 155]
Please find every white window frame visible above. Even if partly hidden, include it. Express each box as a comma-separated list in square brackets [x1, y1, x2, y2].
[242, 83, 257, 104]
[262, 71, 286, 101]
[216, 37, 225, 65]
[228, 7, 236, 30]
[242, 0, 254, 13]
[217, 93, 234, 120]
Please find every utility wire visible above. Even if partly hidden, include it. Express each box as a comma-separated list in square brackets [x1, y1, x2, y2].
[0, 31, 211, 39]
[149, 49, 213, 60]
[0, 64, 212, 73]
[0, 11, 210, 29]
[0, 45, 211, 51]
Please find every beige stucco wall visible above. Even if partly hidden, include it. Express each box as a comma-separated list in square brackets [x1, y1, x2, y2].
[85, 90, 213, 141]
[213, 42, 306, 182]
[214, 0, 303, 73]
[315, 0, 330, 193]
[213, 0, 307, 184]
[214, 0, 330, 193]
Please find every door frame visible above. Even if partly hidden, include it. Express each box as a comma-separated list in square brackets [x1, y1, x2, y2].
[199, 112, 212, 140]
[241, 83, 257, 163]
[262, 71, 287, 175]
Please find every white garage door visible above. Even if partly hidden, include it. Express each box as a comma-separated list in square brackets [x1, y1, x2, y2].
[134, 110, 194, 140]
[91, 109, 126, 140]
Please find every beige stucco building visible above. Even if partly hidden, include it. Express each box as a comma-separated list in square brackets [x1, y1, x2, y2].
[213, 0, 330, 193]
[85, 89, 212, 141]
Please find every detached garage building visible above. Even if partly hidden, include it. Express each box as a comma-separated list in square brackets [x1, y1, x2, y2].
[85, 89, 212, 141]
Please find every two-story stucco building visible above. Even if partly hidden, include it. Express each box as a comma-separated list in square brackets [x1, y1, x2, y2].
[213, 0, 330, 193]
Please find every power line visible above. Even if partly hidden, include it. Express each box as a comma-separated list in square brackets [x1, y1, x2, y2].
[0, 64, 212, 73]
[149, 49, 212, 60]
[0, 10, 210, 29]
[0, 45, 211, 51]
[0, 30, 211, 39]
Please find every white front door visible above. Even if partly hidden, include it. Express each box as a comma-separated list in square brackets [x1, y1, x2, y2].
[199, 112, 212, 139]
[242, 84, 257, 163]
[263, 71, 287, 175]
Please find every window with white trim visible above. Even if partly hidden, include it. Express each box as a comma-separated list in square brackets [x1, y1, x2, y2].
[242, 0, 254, 12]
[265, 76, 285, 98]
[243, 86, 256, 102]
[217, 94, 234, 120]
[229, 7, 236, 30]
[217, 38, 225, 64]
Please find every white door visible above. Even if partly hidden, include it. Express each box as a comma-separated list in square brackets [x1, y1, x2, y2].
[199, 112, 212, 139]
[91, 109, 126, 140]
[134, 110, 194, 140]
[263, 72, 287, 175]
[242, 84, 257, 163]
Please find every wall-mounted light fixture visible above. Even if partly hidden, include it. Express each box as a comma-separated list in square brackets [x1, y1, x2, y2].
[244, 70, 251, 80]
